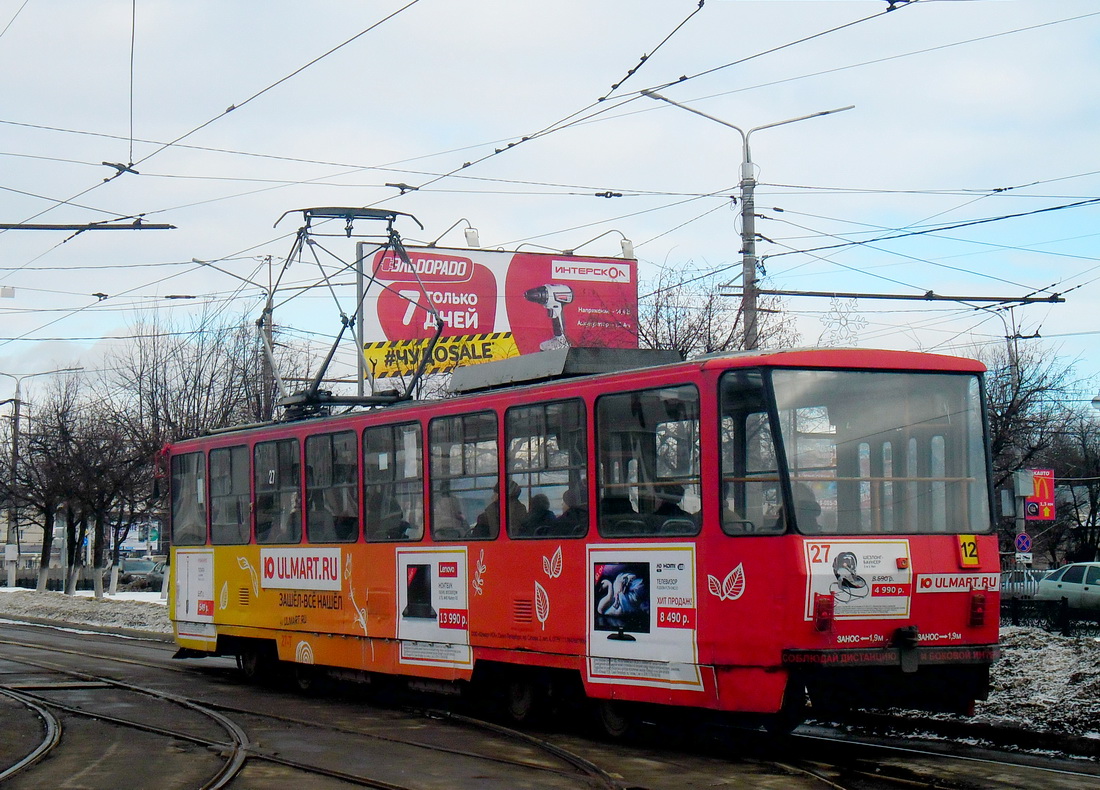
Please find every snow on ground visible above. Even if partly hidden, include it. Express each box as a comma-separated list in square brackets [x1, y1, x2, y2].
[972, 626, 1100, 738]
[0, 587, 170, 634]
[0, 589, 1097, 738]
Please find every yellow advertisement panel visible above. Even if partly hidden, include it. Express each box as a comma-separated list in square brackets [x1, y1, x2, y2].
[363, 333, 520, 378]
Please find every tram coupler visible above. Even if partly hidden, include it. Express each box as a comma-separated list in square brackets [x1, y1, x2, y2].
[892, 625, 920, 673]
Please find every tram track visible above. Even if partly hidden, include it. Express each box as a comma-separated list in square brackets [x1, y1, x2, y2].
[2, 624, 1100, 789]
[0, 635, 620, 789]
[0, 686, 62, 783]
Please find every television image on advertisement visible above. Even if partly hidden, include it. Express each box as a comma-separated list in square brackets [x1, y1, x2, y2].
[402, 563, 437, 619]
[593, 561, 650, 641]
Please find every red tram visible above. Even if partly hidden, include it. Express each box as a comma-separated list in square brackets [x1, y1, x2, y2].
[167, 347, 999, 731]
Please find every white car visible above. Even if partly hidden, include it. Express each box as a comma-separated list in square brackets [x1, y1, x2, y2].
[1034, 563, 1100, 611]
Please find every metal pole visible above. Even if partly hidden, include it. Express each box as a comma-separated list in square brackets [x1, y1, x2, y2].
[739, 151, 759, 350]
[641, 91, 853, 350]
[356, 242, 366, 399]
[5, 391, 16, 587]
[8, 384, 19, 553]
[193, 258, 285, 413]
[261, 256, 275, 420]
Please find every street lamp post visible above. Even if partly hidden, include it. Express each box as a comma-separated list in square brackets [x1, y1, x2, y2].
[1, 367, 83, 586]
[642, 91, 853, 350]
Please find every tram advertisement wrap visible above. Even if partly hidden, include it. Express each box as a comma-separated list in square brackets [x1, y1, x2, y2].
[585, 544, 703, 691]
[803, 539, 912, 620]
[396, 547, 473, 669]
[362, 246, 638, 376]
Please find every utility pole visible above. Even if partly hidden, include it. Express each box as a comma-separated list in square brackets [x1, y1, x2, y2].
[259, 255, 275, 420]
[643, 91, 853, 350]
[356, 242, 368, 399]
[193, 258, 286, 420]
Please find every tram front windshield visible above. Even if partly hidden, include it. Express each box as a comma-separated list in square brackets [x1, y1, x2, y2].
[719, 368, 992, 536]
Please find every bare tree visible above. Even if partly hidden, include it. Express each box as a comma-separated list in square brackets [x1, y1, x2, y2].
[1036, 407, 1100, 564]
[637, 266, 798, 358]
[14, 375, 84, 591]
[980, 343, 1076, 490]
[105, 307, 311, 442]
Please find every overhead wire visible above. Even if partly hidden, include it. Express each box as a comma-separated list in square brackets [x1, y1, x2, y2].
[0, 0, 30, 41]
[4, 1, 1095, 363]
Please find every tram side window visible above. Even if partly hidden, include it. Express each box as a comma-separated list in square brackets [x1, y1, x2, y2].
[719, 371, 785, 536]
[429, 412, 498, 540]
[306, 431, 359, 543]
[254, 438, 301, 544]
[364, 422, 424, 542]
[506, 399, 588, 538]
[596, 385, 701, 538]
[210, 446, 249, 545]
[171, 451, 207, 545]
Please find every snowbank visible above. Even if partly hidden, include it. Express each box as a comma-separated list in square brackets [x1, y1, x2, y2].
[0, 588, 171, 635]
[0, 590, 1096, 739]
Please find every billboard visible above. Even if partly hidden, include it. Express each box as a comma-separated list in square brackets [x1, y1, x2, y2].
[361, 247, 638, 377]
[1024, 468, 1055, 521]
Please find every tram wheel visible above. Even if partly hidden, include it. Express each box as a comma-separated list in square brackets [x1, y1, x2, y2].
[292, 663, 325, 695]
[763, 680, 807, 736]
[504, 673, 544, 725]
[593, 699, 638, 740]
[236, 643, 273, 682]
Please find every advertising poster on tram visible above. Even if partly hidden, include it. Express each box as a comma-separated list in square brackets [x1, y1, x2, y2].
[395, 547, 472, 668]
[360, 246, 638, 377]
[174, 548, 216, 642]
[585, 544, 703, 691]
[803, 539, 912, 620]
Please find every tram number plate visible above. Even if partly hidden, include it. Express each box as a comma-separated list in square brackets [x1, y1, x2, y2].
[957, 535, 980, 567]
[438, 608, 469, 630]
[657, 607, 695, 629]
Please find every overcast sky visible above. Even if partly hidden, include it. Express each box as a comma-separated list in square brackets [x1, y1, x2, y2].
[1, 0, 1098, 401]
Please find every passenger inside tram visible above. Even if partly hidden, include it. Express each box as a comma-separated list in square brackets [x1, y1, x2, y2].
[522, 493, 557, 533]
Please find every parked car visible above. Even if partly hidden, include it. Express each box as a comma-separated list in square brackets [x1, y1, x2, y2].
[147, 562, 167, 589]
[119, 558, 157, 580]
[1034, 563, 1100, 611]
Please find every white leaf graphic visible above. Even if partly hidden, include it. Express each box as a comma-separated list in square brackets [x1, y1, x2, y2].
[534, 581, 549, 630]
[707, 565, 747, 601]
[237, 557, 260, 596]
[543, 556, 552, 578]
[550, 545, 563, 578]
[723, 564, 746, 601]
[219, 581, 228, 610]
[707, 574, 722, 598]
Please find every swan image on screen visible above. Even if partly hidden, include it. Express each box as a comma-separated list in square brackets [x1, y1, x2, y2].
[593, 562, 650, 641]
